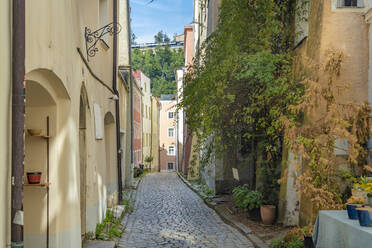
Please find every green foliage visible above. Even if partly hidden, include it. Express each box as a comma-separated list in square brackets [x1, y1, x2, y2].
[270, 238, 304, 248]
[154, 30, 170, 43]
[95, 210, 124, 240]
[144, 156, 154, 163]
[179, 0, 302, 170]
[257, 165, 281, 205]
[270, 227, 305, 248]
[134, 167, 144, 176]
[132, 45, 184, 97]
[200, 184, 214, 197]
[122, 191, 134, 212]
[232, 185, 263, 210]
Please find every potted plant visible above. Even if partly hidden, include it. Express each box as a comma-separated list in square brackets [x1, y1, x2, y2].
[352, 176, 371, 201]
[245, 190, 263, 220]
[232, 185, 263, 220]
[26, 172, 42, 184]
[260, 203, 276, 225]
[302, 225, 314, 248]
[356, 207, 372, 227]
[144, 156, 153, 171]
[368, 193, 372, 206]
[257, 166, 279, 225]
[346, 196, 365, 219]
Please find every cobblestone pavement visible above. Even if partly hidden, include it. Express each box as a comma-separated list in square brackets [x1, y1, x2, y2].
[118, 173, 254, 248]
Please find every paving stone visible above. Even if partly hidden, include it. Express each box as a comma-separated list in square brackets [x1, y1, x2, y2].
[118, 173, 254, 247]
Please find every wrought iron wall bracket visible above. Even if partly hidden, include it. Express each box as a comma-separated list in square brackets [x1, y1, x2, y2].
[85, 22, 122, 61]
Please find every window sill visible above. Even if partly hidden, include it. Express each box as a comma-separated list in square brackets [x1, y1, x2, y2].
[337, 6, 364, 8]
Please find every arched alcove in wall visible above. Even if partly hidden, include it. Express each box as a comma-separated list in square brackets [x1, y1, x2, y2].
[103, 112, 117, 207]
[79, 85, 88, 239]
[24, 69, 70, 248]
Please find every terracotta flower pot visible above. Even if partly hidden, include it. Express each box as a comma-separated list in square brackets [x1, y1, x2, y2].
[260, 205, 276, 225]
[27, 172, 42, 184]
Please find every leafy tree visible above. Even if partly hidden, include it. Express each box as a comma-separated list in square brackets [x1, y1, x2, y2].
[154, 30, 170, 43]
[131, 32, 137, 45]
[132, 45, 184, 97]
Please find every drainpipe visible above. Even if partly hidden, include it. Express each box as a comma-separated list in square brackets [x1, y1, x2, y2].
[113, 0, 123, 203]
[11, 0, 25, 247]
[127, 0, 134, 186]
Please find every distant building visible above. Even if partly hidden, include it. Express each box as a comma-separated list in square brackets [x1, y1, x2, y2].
[133, 70, 152, 168]
[159, 95, 177, 172]
[131, 41, 184, 51]
[151, 97, 161, 172]
[132, 71, 144, 169]
[174, 34, 184, 42]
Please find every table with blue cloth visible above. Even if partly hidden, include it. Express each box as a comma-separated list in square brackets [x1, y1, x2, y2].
[313, 210, 372, 248]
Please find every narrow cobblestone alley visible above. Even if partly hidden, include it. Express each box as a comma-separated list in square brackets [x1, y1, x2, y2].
[118, 173, 254, 248]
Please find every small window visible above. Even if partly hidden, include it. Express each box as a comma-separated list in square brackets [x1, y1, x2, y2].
[167, 162, 174, 170]
[168, 128, 174, 137]
[337, 0, 363, 7]
[99, 0, 109, 43]
[168, 146, 175, 155]
[168, 111, 174, 119]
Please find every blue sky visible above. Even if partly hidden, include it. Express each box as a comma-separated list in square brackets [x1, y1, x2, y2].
[130, 0, 193, 44]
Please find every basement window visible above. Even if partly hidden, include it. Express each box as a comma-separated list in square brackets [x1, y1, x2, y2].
[167, 162, 174, 170]
[337, 0, 364, 8]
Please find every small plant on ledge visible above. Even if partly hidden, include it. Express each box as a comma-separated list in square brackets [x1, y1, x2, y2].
[144, 156, 154, 171]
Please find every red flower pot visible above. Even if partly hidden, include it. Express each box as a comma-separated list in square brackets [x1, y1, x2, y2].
[27, 172, 42, 184]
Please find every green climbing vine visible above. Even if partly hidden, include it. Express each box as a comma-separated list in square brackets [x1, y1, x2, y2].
[179, 0, 303, 179]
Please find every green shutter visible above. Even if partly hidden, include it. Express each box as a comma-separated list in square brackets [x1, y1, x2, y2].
[357, 0, 364, 7]
[337, 0, 343, 7]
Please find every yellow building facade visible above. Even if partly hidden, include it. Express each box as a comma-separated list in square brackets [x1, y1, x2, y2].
[151, 97, 161, 172]
[0, 0, 131, 247]
[279, 0, 371, 226]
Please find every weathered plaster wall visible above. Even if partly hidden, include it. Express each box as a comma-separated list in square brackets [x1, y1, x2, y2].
[280, 0, 370, 226]
[24, 0, 122, 246]
[0, 0, 11, 246]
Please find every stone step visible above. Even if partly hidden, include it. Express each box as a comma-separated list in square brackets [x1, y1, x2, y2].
[84, 240, 116, 248]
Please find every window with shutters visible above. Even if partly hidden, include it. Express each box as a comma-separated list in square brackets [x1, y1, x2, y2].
[337, 0, 363, 8]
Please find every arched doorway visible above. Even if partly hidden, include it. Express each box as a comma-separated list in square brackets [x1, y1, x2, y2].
[79, 87, 88, 239]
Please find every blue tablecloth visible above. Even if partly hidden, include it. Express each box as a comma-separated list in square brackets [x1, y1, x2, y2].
[313, 210, 372, 248]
